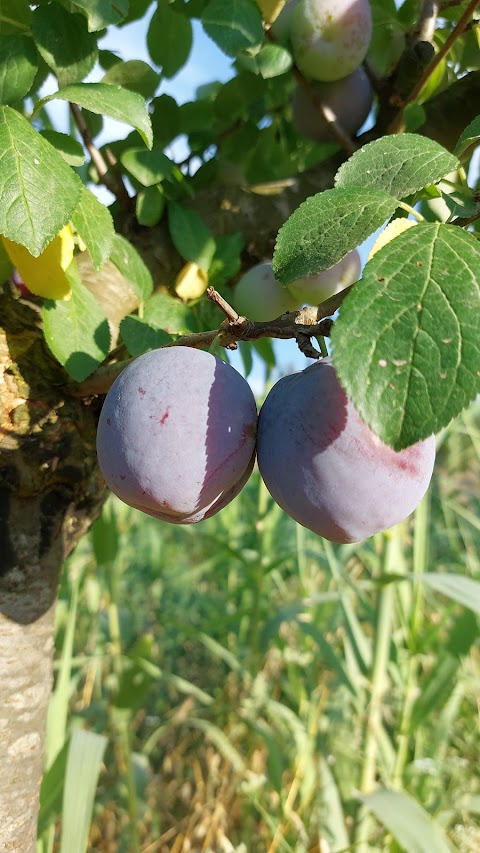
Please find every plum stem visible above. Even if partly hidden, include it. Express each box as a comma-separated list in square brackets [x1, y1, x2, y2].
[265, 27, 357, 156]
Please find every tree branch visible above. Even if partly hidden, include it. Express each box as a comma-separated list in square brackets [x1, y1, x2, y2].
[70, 103, 132, 210]
[388, 0, 480, 133]
[76, 285, 351, 397]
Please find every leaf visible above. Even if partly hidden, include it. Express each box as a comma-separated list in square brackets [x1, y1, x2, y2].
[120, 147, 173, 186]
[0, 0, 31, 35]
[0, 106, 82, 255]
[168, 202, 216, 271]
[32, 4, 98, 87]
[71, 186, 114, 271]
[256, 43, 292, 78]
[109, 234, 153, 301]
[65, 0, 129, 31]
[147, 3, 193, 78]
[331, 223, 480, 449]
[135, 185, 165, 227]
[201, 0, 264, 57]
[208, 231, 244, 288]
[38, 739, 70, 836]
[175, 262, 208, 300]
[454, 114, 480, 158]
[42, 274, 111, 381]
[59, 730, 107, 853]
[420, 573, 480, 615]
[143, 291, 198, 334]
[273, 187, 398, 285]
[0, 34, 37, 103]
[40, 130, 85, 167]
[102, 59, 160, 98]
[120, 316, 173, 358]
[368, 219, 417, 260]
[45, 83, 153, 149]
[359, 788, 452, 853]
[3, 225, 74, 299]
[335, 135, 458, 199]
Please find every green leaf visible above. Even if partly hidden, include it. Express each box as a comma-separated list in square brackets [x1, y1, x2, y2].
[0, 106, 82, 255]
[64, 0, 129, 31]
[120, 147, 173, 186]
[0, 237, 13, 281]
[32, 5, 98, 87]
[42, 275, 111, 381]
[0, 0, 31, 35]
[150, 93, 181, 148]
[208, 231, 244, 288]
[102, 59, 160, 98]
[143, 291, 198, 334]
[109, 234, 153, 301]
[256, 43, 292, 79]
[359, 788, 452, 853]
[335, 135, 458, 199]
[59, 730, 107, 853]
[135, 185, 165, 227]
[331, 223, 480, 449]
[273, 187, 398, 285]
[201, 0, 263, 57]
[120, 316, 173, 357]
[168, 202, 216, 271]
[71, 186, 114, 271]
[38, 739, 70, 836]
[420, 573, 480, 615]
[90, 500, 118, 564]
[454, 114, 480, 158]
[45, 83, 153, 149]
[147, 3, 193, 78]
[39, 130, 85, 167]
[0, 34, 37, 103]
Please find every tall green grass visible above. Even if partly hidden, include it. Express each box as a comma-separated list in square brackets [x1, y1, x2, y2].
[38, 406, 480, 853]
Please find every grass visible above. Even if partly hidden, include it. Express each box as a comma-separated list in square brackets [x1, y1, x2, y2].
[37, 404, 480, 853]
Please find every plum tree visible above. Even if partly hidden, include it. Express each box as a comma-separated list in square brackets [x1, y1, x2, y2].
[291, 68, 373, 143]
[257, 358, 436, 543]
[287, 248, 361, 304]
[96, 346, 257, 523]
[233, 263, 300, 320]
[290, 0, 373, 82]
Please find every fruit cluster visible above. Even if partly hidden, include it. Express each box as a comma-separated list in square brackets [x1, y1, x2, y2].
[273, 0, 374, 144]
[97, 347, 436, 544]
[233, 251, 361, 321]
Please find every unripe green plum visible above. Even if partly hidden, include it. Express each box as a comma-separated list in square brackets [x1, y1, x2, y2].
[291, 0, 372, 82]
[257, 358, 436, 543]
[233, 263, 300, 321]
[287, 249, 361, 304]
[291, 68, 373, 143]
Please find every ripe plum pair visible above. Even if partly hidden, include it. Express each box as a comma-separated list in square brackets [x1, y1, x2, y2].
[97, 348, 435, 543]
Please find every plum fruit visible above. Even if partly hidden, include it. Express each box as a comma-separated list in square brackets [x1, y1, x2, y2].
[96, 346, 258, 524]
[290, 0, 372, 82]
[233, 263, 300, 321]
[287, 248, 361, 305]
[257, 358, 436, 543]
[291, 67, 373, 143]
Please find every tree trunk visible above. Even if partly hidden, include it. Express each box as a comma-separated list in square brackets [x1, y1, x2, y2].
[0, 293, 107, 852]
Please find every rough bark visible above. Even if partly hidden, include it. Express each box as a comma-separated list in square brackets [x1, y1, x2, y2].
[0, 293, 107, 852]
